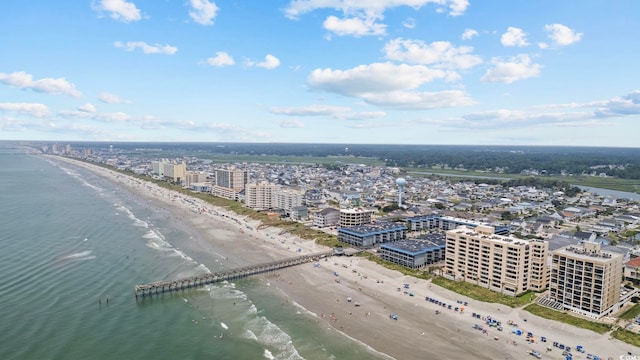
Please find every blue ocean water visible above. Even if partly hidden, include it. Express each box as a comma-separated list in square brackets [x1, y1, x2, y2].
[0, 145, 383, 360]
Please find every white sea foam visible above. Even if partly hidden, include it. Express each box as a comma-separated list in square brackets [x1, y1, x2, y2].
[290, 300, 318, 318]
[197, 263, 212, 273]
[248, 304, 258, 315]
[116, 205, 148, 228]
[246, 316, 303, 360]
[244, 330, 258, 341]
[59, 166, 104, 193]
[64, 250, 93, 259]
[263, 349, 275, 360]
[143, 230, 173, 252]
[61, 250, 96, 262]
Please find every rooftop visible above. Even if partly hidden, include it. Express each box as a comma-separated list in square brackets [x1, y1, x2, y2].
[554, 243, 622, 261]
[380, 233, 446, 255]
[339, 222, 407, 235]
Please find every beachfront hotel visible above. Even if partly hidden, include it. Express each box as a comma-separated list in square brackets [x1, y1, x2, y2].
[151, 159, 187, 183]
[379, 233, 446, 269]
[339, 207, 375, 227]
[338, 222, 407, 247]
[245, 181, 304, 215]
[549, 241, 623, 319]
[245, 181, 279, 210]
[211, 167, 248, 200]
[444, 225, 549, 296]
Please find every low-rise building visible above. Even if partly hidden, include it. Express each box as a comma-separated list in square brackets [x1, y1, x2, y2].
[380, 233, 445, 269]
[339, 207, 374, 227]
[624, 257, 640, 283]
[405, 215, 510, 235]
[338, 222, 407, 247]
[313, 208, 340, 228]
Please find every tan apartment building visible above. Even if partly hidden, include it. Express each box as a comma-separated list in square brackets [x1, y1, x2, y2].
[151, 159, 186, 183]
[550, 241, 623, 319]
[245, 182, 304, 215]
[445, 225, 548, 296]
[245, 181, 279, 210]
[185, 171, 207, 187]
[339, 207, 374, 227]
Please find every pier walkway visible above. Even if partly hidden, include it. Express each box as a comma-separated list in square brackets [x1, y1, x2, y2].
[134, 250, 333, 299]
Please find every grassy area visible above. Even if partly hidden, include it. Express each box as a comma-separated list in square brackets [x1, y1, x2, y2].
[405, 167, 640, 193]
[198, 153, 384, 167]
[430, 277, 534, 307]
[611, 327, 640, 347]
[523, 304, 612, 334]
[620, 303, 640, 320]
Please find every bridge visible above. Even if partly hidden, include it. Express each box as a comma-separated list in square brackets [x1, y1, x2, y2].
[134, 250, 334, 300]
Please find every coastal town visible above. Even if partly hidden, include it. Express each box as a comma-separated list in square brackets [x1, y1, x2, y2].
[41, 142, 640, 359]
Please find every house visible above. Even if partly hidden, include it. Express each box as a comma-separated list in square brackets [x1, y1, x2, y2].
[573, 231, 597, 243]
[313, 207, 340, 228]
[624, 257, 640, 282]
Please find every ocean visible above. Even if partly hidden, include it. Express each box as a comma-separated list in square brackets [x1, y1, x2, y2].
[0, 145, 384, 360]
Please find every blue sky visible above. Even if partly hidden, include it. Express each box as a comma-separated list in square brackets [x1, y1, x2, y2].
[1, 0, 639, 146]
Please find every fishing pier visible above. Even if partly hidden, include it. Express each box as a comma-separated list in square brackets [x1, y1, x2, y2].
[134, 250, 334, 300]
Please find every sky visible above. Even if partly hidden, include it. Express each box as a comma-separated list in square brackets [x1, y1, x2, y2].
[1, 1, 639, 146]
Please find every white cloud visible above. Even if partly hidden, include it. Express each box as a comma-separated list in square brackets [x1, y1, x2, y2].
[78, 103, 96, 113]
[278, 119, 305, 128]
[308, 62, 447, 96]
[538, 42, 548, 49]
[544, 24, 583, 46]
[270, 104, 386, 120]
[500, 27, 529, 47]
[206, 51, 235, 67]
[0, 102, 50, 117]
[0, 71, 82, 97]
[481, 54, 541, 84]
[323, 16, 386, 37]
[436, 91, 640, 130]
[460, 109, 591, 128]
[188, 0, 219, 26]
[246, 54, 280, 69]
[92, 0, 142, 23]
[285, 0, 467, 37]
[307, 62, 475, 109]
[461, 28, 478, 40]
[284, 0, 469, 19]
[99, 92, 129, 104]
[269, 104, 351, 116]
[383, 38, 482, 70]
[114, 41, 178, 55]
[359, 90, 475, 110]
[403, 17, 416, 29]
[593, 91, 640, 117]
[335, 111, 386, 120]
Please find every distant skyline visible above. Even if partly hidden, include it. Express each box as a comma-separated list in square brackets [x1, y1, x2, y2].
[1, 1, 639, 146]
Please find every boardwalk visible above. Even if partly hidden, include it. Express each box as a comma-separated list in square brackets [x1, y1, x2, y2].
[134, 250, 334, 299]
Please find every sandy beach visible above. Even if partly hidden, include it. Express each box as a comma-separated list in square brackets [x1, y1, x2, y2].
[52, 155, 639, 360]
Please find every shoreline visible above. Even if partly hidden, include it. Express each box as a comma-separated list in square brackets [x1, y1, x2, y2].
[49, 155, 639, 359]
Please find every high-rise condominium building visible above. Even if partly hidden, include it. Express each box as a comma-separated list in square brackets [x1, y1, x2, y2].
[445, 225, 548, 296]
[550, 241, 623, 319]
[212, 168, 248, 200]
